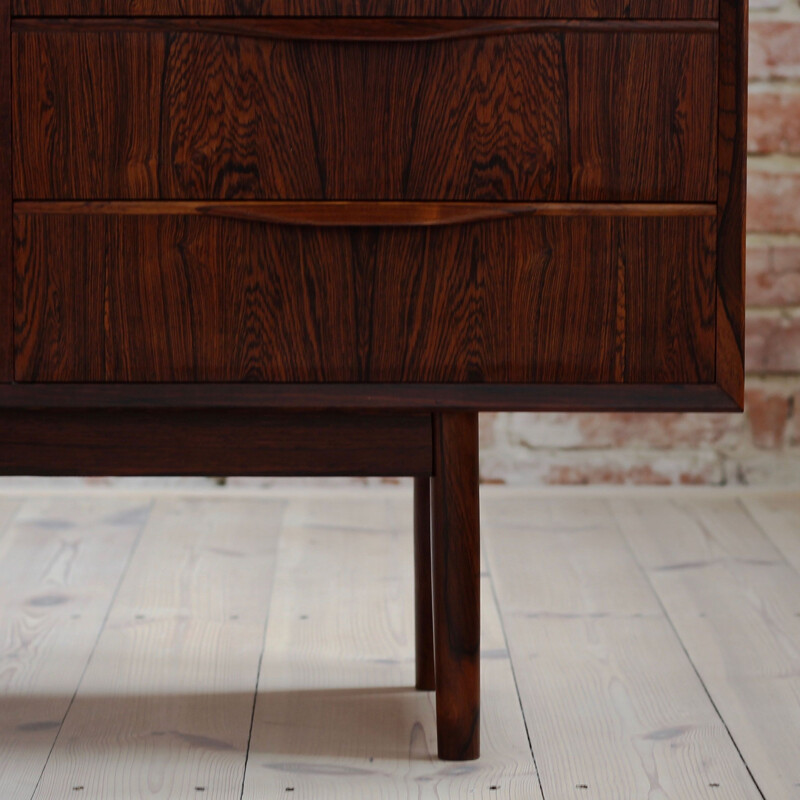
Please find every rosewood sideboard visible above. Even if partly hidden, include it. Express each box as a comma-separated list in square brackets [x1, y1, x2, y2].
[0, 0, 746, 761]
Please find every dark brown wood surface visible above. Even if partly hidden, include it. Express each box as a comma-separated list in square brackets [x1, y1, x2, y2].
[13, 200, 717, 224]
[432, 412, 480, 760]
[0, 382, 743, 412]
[13, 26, 717, 202]
[716, 0, 748, 409]
[0, 409, 433, 476]
[14, 213, 717, 384]
[414, 476, 435, 691]
[10, 0, 719, 19]
[12, 18, 720, 37]
[0, 0, 10, 381]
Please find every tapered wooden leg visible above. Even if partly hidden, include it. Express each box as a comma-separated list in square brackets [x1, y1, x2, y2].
[431, 412, 480, 761]
[414, 476, 436, 691]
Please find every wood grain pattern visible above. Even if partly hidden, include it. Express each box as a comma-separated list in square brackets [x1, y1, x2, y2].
[30, 497, 283, 800]
[432, 412, 481, 760]
[0, 497, 151, 800]
[483, 495, 763, 800]
[13, 29, 717, 202]
[10, 0, 720, 19]
[0, 0, 10, 381]
[613, 497, 800, 800]
[242, 494, 541, 796]
[716, 0, 748, 409]
[0, 410, 434, 476]
[5, 488, 797, 794]
[13, 200, 719, 224]
[13, 214, 717, 384]
[742, 494, 800, 574]
[12, 18, 721, 37]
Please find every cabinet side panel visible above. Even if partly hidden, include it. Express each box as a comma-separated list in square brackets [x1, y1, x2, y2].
[0, 0, 10, 381]
[716, 0, 747, 408]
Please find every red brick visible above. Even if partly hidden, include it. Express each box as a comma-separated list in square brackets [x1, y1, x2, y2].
[745, 388, 791, 447]
[574, 413, 740, 448]
[750, 21, 800, 81]
[544, 463, 673, 486]
[747, 171, 800, 233]
[745, 313, 800, 372]
[746, 243, 800, 306]
[748, 92, 800, 155]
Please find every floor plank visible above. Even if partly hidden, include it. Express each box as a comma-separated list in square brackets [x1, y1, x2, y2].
[31, 497, 285, 800]
[242, 495, 541, 799]
[612, 496, 800, 800]
[0, 497, 152, 800]
[483, 495, 762, 800]
[2, 488, 798, 799]
[742, 494, 800, 576]
[0, 497, 22, 543]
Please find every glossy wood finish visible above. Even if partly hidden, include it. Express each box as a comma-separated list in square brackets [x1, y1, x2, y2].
[0, 0, 10, 381]
[414, 476, 436, 692]
[432, 412, 480, 761]
[10, 0, 720, 18]
[13, 27, 717, 203]
[13, 213, 717, 384]
[0, 410, 433, 476]
[716, 0, 748, 409]
[13, 200, 718, 225]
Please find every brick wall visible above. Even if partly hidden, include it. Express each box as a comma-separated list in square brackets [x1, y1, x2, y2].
[481, 3, 800, 486]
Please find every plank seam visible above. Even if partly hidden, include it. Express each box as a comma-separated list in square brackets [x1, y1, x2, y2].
[27, 500, 155, 800]
[239, 498, 288, 800]
[483, 539, 546, 799]
[607, 499, 768, 800]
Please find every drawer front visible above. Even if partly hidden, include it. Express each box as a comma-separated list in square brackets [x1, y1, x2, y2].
[13, 23, 717, 202]
[14, 211, 716, 384]
[11, 1, 719, 18]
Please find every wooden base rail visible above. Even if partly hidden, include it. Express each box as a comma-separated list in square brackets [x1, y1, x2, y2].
[0, 383, 743, 412]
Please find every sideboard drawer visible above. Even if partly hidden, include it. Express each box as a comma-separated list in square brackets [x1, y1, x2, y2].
[13, 22, 717, 202]
[13, 210, 716, 384]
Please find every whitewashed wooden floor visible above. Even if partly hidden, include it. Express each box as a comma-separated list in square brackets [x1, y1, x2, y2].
[1, 486, 798, 800]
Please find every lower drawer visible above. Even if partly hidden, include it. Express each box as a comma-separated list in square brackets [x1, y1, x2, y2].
[13, 210, 716, 384]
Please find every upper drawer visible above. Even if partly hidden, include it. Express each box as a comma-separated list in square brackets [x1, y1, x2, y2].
[13, 21, 717, 202]
[11, 1, 719, 17]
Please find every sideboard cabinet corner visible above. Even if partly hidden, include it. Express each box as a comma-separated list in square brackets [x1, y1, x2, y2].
[0, 0, 747, 761]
